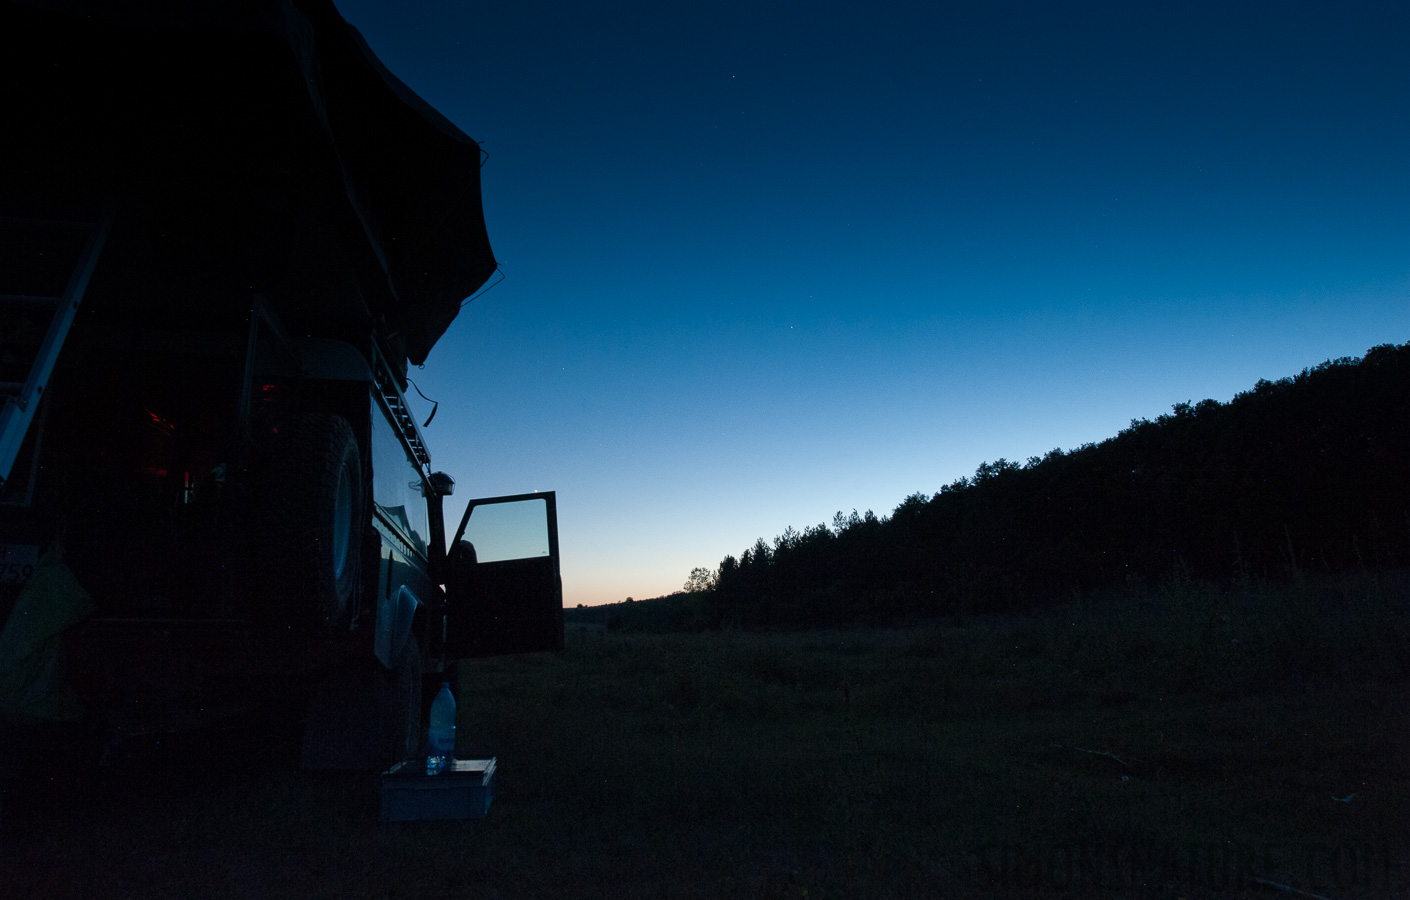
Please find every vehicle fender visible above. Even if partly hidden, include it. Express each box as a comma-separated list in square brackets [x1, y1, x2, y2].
[373, 585, 420, 670]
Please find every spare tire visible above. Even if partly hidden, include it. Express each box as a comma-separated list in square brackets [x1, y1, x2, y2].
[253, 413, 364, 631]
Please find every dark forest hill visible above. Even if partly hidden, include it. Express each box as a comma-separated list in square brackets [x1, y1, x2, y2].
[572, 343, 1410, 632]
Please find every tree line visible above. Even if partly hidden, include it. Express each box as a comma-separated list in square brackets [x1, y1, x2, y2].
[644, 343, 1410, 630]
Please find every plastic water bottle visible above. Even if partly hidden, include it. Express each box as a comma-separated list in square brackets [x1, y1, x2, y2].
[426, 681, 456, 775]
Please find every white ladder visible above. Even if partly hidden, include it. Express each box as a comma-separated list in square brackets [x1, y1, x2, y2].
[0, 216, 109, 485]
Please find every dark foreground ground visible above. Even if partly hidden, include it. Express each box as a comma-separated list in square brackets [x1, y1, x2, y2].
[2, 575, 1407, 899]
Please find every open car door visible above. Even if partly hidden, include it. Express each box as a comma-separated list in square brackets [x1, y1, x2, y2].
[443, 491, 564, 658]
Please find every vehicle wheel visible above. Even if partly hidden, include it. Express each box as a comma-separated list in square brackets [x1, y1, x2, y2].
[253, 414, 364, 631]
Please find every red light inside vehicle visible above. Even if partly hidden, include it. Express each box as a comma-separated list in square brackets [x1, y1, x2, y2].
[143, 407, 176, 436]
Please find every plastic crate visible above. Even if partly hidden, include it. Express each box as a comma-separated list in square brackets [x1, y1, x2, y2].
[380, 758, 495, 822]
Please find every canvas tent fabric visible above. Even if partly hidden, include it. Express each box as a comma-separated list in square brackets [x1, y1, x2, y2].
[1, 0, 496, 365]
[0, 545, 94, 721]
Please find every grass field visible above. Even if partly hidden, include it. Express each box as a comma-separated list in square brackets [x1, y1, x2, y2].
[3, 573, 1407, 899]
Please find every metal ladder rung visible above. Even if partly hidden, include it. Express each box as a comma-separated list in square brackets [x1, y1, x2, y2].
[370, 342, 432, 469]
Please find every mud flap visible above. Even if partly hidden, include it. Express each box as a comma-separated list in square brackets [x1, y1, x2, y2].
[299, 635, 422, 772]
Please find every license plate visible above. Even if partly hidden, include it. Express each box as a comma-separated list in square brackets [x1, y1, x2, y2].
[0, 544, 39, 584]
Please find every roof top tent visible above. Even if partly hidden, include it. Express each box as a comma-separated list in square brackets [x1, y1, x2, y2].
[1, 0, 496, 370]
[0, 0, 506, 619]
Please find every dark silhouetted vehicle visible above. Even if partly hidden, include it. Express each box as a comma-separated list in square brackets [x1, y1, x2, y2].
[0, 0, 562, 778]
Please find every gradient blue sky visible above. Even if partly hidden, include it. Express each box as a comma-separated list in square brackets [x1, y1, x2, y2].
[337, 0, 1409, 606]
